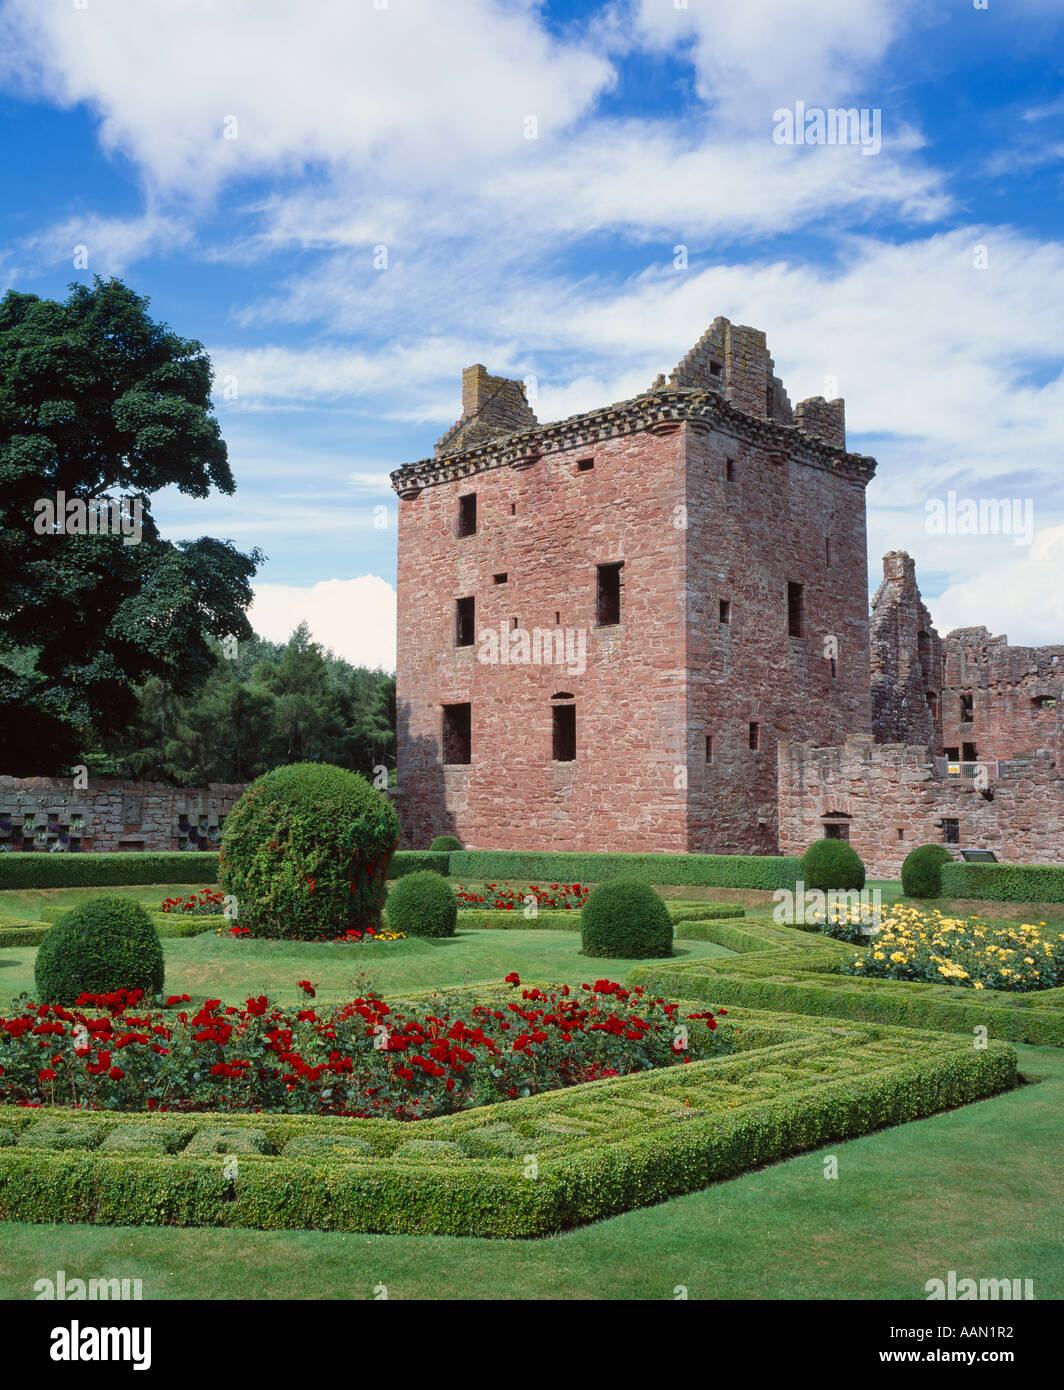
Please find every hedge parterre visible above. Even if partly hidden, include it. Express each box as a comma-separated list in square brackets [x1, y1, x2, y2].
[0, 990, 1014, 1237]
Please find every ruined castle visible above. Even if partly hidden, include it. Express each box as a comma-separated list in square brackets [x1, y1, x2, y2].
[391, 318, 1062, 873]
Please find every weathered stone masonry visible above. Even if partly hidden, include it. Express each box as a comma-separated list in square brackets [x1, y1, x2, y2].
[0, 778, 246, 853]
[778, 737, 1064, 878]
[391, 318, 874, 852]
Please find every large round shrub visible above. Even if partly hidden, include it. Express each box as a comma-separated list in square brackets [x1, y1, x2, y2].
[385, 871, 457, 938]
[35, 896, 164, 1005]
[580, 879, 673, 959]
[219, 763, 400, 939]
[429, 835, 462, 852]
[901, 843, 953, 899]
[803, 838, 866, 892]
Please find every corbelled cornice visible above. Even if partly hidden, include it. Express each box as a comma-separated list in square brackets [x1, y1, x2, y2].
[390, 387, 876, 497]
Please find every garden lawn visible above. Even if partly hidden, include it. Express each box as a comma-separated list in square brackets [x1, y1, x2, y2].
[0, 927, 734, 1007]
[0, 883, 217, 921]
[0, 1041, 1056, 1300]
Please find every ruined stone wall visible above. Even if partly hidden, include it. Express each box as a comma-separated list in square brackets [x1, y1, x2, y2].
[941, 626, 1064, 765]
[0, 778, 246, 854]
[434, 365, 538, 458]
[869, 550, 942, 750]
[778, 736, 1064, 877]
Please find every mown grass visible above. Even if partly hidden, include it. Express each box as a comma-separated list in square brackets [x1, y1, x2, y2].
[0, 926, 735, 1007]
[0, 1042, 1057, 1300]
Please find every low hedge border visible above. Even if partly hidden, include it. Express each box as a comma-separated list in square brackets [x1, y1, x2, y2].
[446, 850, 801, 891]
[940, 862, 1064, 903]
[629, 917, 1064, 1046]
[0, 848, 447, 892]
[0, 913, 221, 947]
[0, 992, 1013, 1237]
[446, 902, 744, 932]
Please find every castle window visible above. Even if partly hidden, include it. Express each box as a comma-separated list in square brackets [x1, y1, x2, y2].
[493, 572, 508, 585]
[823, 819, 850, 841]
[710, 361, 722, 377]
[1034, 695, 1057, 709]
[455, 597, 475, 647]
[596, 562, 623, 627]
[705, 735, 714, 763]
[927, 693, 939, 719]
[442, 703, 472, 765]
[963, 741, 977, 762]
[719, 599, 731, 626]
[918, 630, 931, 669]
[959, 692, 973, 723]
[829, 657, 837, 679]
[510, 502, 517, 516]
[457, 493, 477, 538]
[942, 818, 960, 845]
[749, 721, 760, 751]
[555, 611, 561, 625]
[576, 457, 594, 472]
[725, 457, 736, 483]
[552, 703, 576, 762]
[787, 582, 806, 638]
[944, 746, 960, 761]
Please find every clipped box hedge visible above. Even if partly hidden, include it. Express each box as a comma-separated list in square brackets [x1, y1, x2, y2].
[390, 851, 450, 879]
[447, 850, 802, 890]
[0, 996, 1014, 1237]
[0, 852, 219, 890]
[940, 862, 1064, 903]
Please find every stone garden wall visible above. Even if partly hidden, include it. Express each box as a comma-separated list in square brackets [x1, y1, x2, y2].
[0, 778, 247, 854]
[778, 735, 1064, 878]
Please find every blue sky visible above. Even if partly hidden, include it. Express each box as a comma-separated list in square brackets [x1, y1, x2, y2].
[2, 0, 1062, 667]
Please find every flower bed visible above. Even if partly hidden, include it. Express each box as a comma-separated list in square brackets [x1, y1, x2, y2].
[453, 882, 589, 911]
[0, 974, 728, 1121]
[217, 923, 406, 944]
[842, 906, 1064, 992]
[161, 888, 227, 915]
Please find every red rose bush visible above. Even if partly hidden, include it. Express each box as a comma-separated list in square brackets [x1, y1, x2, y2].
[0, 975, 729, 1121]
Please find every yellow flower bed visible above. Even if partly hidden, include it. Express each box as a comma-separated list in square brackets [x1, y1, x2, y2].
[839, 904, 1064, 992]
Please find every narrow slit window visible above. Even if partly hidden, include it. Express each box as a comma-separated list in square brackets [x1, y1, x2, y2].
[442, 703, 471, 765]
[457, 493, 477, 537]
[787, 582, 806, 638]
[552, 704, 576, 762]
[959, 692, 974, 723]
[719, 599, 731, 626]
[749, 721, 760, 751]
[596, 561, 623, 626]
[705, 735, 714, 763]
[725, 457, 736, 483]
[455, 596, 475, 647]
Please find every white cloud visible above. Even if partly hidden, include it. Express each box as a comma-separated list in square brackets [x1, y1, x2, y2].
[250, 576, 396, 670]
[927, 524, 1064, 646]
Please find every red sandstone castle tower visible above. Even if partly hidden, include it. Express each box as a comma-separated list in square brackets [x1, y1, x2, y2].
[390, 318, 877, 852]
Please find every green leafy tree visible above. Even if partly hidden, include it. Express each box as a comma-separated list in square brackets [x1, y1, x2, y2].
[0, 277, 262, 772]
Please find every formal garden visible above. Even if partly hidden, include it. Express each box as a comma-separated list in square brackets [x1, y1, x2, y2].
[0, 763, 1061, 1298]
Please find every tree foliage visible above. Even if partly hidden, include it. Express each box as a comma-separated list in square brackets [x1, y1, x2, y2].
[0, 278, 262, 772]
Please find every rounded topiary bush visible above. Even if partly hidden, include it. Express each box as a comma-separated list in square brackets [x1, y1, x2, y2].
[385, 871, 457, 938]
[901, 843, 953, 899]
[429, 835, 462, 852]
[803, 838, 866, 892]
[219, 762, 400, 939]
[34, 896, 164, 1005]
[580, 879, 673, 960]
